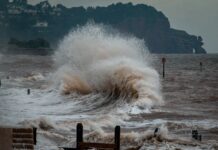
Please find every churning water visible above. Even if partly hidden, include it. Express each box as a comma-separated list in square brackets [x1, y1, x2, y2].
[0, 24, 218, 149]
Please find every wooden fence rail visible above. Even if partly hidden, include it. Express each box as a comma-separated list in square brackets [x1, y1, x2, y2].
[0, 127, 37, 150]
[61, 123, 120, 150]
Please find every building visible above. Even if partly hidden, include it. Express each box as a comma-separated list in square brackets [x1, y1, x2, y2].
[34, 21, 48, 28]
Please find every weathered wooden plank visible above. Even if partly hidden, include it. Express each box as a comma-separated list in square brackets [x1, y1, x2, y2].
[1, 127, 36, 150]
[13, 128, 33, 133]
[0, 128, 13, 150]
[80, 142, 115, 148]
[59, 147, 77, 150]
[12, 133, 33, 138]
[12, 143, 34, 149]
[60, 123, 121, 150]
[13, 138, 34, 144]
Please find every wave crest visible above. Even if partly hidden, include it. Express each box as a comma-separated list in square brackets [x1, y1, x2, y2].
[53, 23, 163, 108]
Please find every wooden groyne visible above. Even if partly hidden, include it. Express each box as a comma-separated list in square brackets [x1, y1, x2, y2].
[0, 127, 37, 150]
[61, 123, 120, 150]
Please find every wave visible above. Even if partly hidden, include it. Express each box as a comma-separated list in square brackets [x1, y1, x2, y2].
[53, 23, 163, 110]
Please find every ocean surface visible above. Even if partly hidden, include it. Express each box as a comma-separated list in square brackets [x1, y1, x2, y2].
[0, 53, 217, 150]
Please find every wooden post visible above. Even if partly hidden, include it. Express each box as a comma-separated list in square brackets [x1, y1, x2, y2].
[162, 57, 166, 78]
[33, 128, 37, 145]
[192, 130, 198, 140]
[198, 134, 202, 141]
[115, 126, 120, 150]
[77, 123, 83, 150]
[200, 62, 203, 72]
[27, 89, 30, 95]
[154, 128, 158, 137]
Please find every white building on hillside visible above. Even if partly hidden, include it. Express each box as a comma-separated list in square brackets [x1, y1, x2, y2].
[34, 21, 48, 28]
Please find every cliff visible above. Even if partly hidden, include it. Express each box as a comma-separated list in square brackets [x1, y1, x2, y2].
[0, 1, 206, 54]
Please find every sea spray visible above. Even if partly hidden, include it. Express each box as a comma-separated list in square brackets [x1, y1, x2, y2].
[20, 117, 55, 130]
[53, 23, 163, 115]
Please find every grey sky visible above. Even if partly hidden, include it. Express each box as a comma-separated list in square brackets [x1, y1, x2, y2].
[28, 0, 218, 53]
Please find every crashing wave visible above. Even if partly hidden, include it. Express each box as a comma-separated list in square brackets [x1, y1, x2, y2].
[53, 23, 163, 108]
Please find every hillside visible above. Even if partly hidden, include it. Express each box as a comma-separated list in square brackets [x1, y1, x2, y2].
[0, 0, 206, 53]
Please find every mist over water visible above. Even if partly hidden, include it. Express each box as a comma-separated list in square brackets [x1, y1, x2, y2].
[53, 24, 163, 113]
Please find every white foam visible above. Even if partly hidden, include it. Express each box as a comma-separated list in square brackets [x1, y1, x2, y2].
[53, 23, 163, 115]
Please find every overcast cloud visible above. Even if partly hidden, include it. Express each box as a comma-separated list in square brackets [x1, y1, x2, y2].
[28, 0, 218, 53]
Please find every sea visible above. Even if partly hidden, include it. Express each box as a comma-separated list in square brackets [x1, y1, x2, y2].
[0, 25, 218, 150]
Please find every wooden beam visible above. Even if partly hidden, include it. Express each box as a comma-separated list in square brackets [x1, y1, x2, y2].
[80, 142, 115, 148]
[12, 143, 34, 149]
[12, 133, 33, 138]
[13, 128, 33, 133]
[115, 126, 120, 150]
[13, 138, 34, 144]
[0, 128, 12, 150]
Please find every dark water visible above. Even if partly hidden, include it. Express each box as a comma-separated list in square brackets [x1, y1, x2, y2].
[0, 54, 218, 150]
